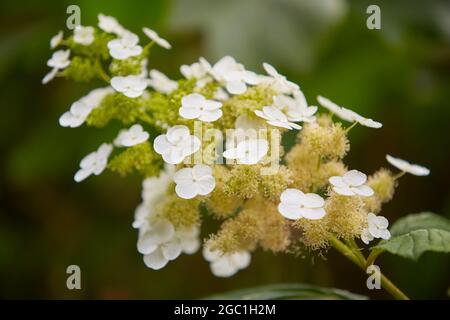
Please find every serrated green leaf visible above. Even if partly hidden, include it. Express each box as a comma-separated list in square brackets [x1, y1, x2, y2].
[203, 283, 367, 300]
[374, 212, 450, 261]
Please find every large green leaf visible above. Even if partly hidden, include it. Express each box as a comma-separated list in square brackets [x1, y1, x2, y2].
[204, 283, 367, 300]
[374, 212, 450, 261]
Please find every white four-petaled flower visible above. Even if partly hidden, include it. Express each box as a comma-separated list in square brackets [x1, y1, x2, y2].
[114, 124, 149, 147]
[223, 139, 269, 165]
[278, 188, 327, 220]
[73, 25, 95, 46]
[107, 32, 142, 60]
[262, 62, 299, 94]
[179, 93, 223, 122]
[174, 164, 215, 199]
[153, 125, 201, 164]
[148, 69, 178, 94]
[317, 95, 382, 129]
[273, 91, 317, 123]
[43, 49, 71, 84]
[111, 75, 147, 98]
[386, 154, 430, 176]
[59, 101, 91, 128]
[98, 13, 125, 35]
[180, 57, 212, 87]
[254, 106, 302, 130]
[361, 213, 391, 244]
[74, 143, 113, 182]
[211, 56, 260, 95]
[137, 218, 181, 270]
[59, 87, 113, 128]
[142, 27, 171, 49]
[203, 245, 251, 278]
[329, 170, 374, 197]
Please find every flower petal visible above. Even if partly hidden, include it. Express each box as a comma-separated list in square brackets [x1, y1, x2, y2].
[352, 185, 374, 197]
[343, 170, 367, 186]
[278, 203, 302, 220]
[299, 207, 326, 220]
[179, 106, 201, 119]
[196, 177, 215, 196]
[143, 248, 169, 270]
[302, 193, 325, 208]
[161, 239, 182, 261]
[175, 183, 198, 199]
[280, 188, 304, 205]
[181, 93, 205, 108]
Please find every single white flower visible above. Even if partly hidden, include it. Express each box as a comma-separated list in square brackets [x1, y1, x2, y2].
[386, 154, 430, 176]
[98, 13, 125, 35]
[59, 101, 91, 128]
[153, 125, 201, 164]
[211, 56, 259, 95]
[142, 27, 171, 49]
[107, 32, 142, 60]
[58, 87, 112, 127]
[203, 245, 251, 278]
[262, 62, 299, 94]
[50, 30, 63, 49]
[180, 57, 211, 81]
[111, 75, 147, 98]
[273, 91, 317, 123]
[361, 213, 391, 244]
[43, 50, 71, 84]
[137, 218, 182, 270]
[174, 164, 215, 199]
[223, 139, 269, 165]
[180, 57, 212, 88]
[254, 106, 302, 130]
[114, 124, 149, 147]
[74, 143, 113, 182]
[278, 188, 326, 220]
[179, 93, 222, 122]
[329, 170, 374, 197]
[317, 95, 382, 129]
[133, 165, 175, 229]
[73, 25, 95, 46]
[148, 69, 178, 94]
[47, 49, 70, 69]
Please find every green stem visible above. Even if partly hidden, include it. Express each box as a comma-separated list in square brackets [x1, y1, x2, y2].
[366, 248, 383, 268]
[329, 235, 409, 300]
[345, 121, 358, 133]
[95, 59, 110, 83]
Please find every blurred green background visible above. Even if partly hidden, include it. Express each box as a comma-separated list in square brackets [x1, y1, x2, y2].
[0, 0, 449, 299]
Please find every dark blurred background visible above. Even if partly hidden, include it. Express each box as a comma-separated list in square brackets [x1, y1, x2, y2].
[0, 0, 449, 299]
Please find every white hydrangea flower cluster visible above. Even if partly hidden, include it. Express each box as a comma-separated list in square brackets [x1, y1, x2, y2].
[48, 13, 432, 279]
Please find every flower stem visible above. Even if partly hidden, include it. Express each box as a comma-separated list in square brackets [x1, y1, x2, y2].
[95, 59, 111, 83]
[393, 171, 406, 180]
[329, 235, 409, 300]
[345, 121, 358, 133]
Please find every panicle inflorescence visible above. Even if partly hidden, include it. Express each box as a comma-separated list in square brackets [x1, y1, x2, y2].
[51, 15, 423, 276]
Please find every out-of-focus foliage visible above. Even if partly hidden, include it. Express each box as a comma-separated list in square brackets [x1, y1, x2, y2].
[0, 0, 449, 299]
